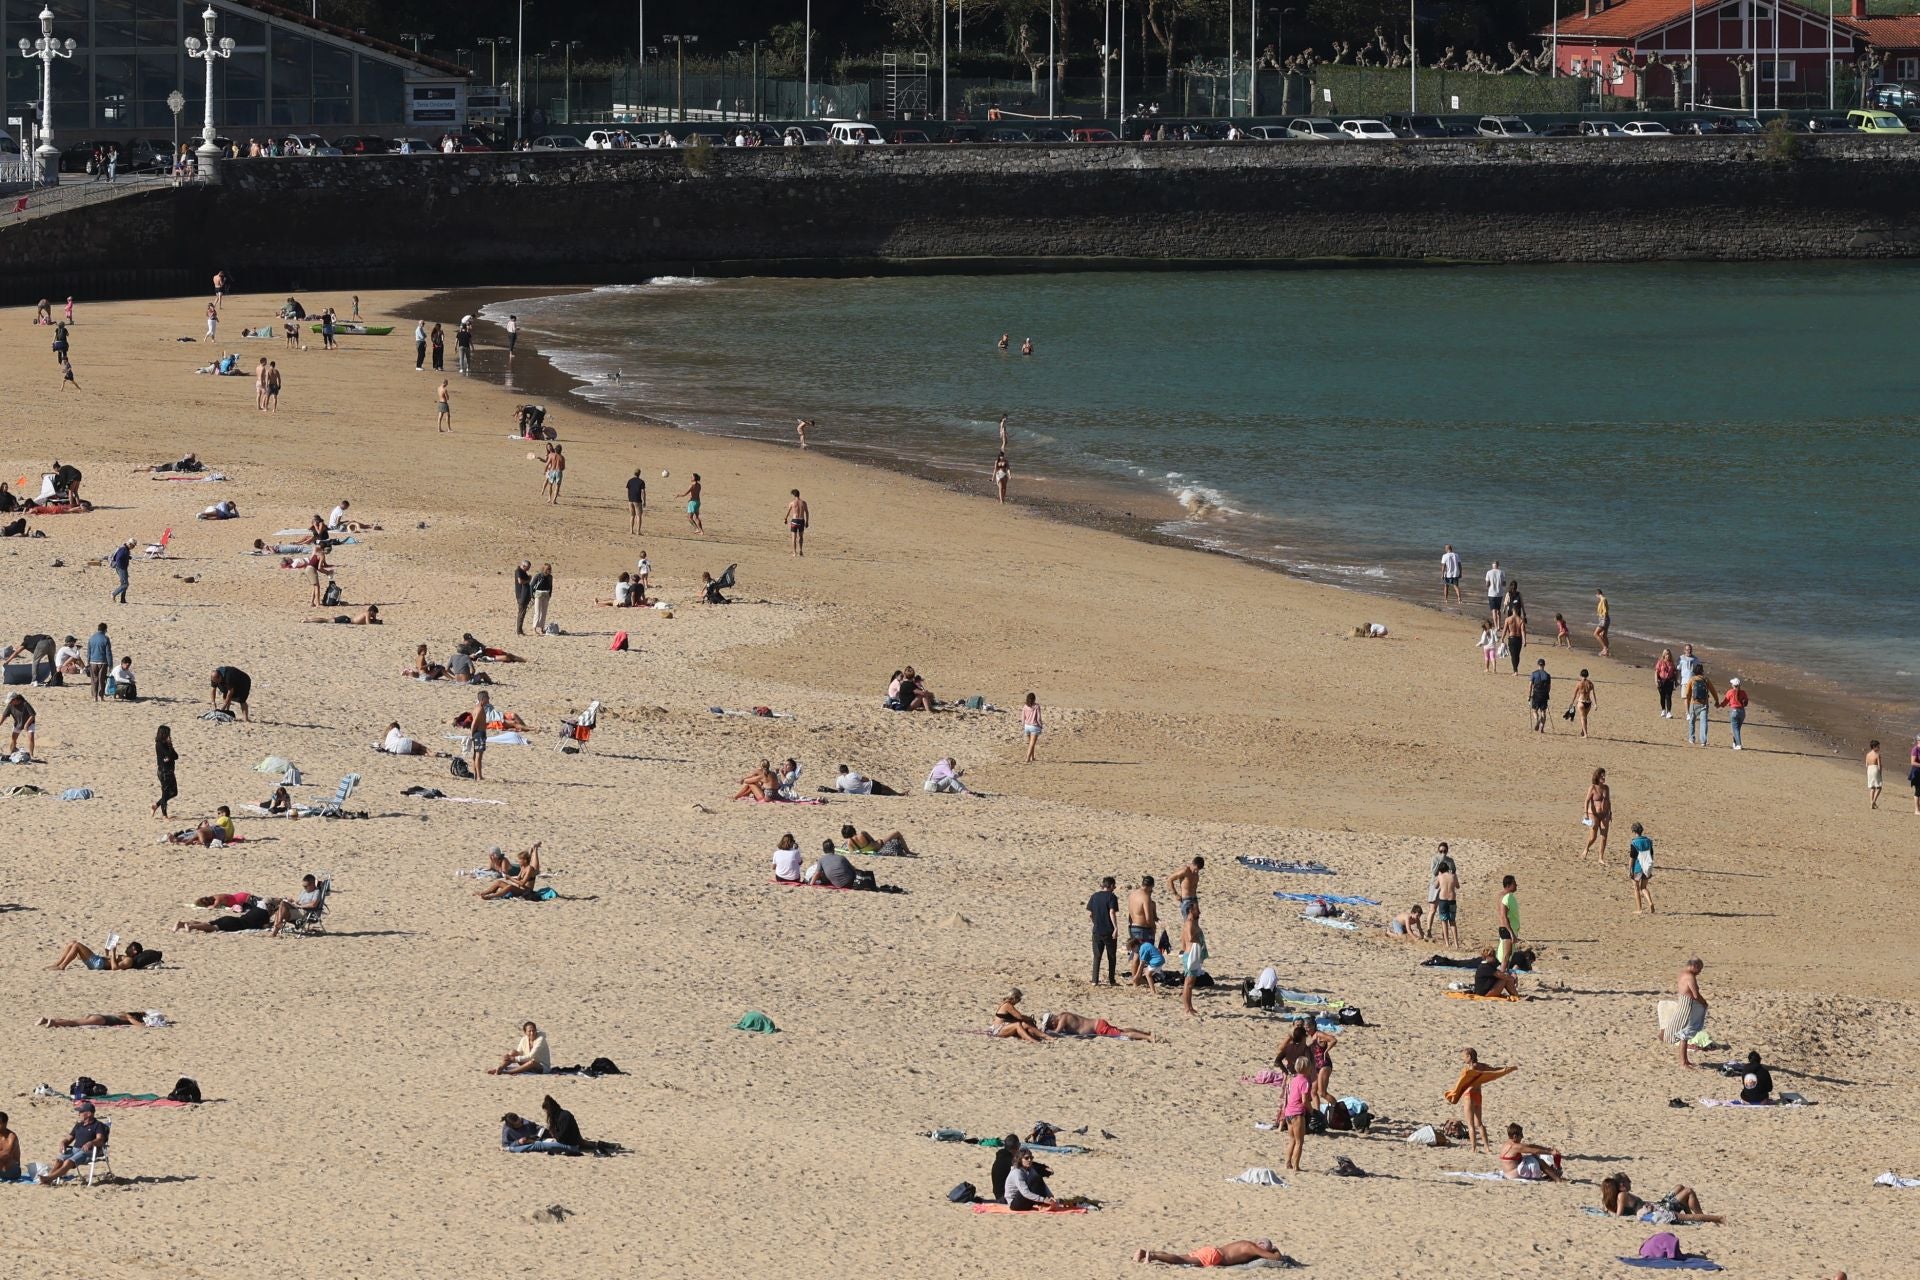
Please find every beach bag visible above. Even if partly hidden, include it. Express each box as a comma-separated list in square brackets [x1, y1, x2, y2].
[1336, 1006, 1366, 1026]
[586, 1057, 622, 1076]
[1405, 1124, 1442, 1147]
[449, 757, 473, 780]
[609, 631, 628, 652]
[851, 867, 878, 891]
[1305, 1109, 1327, 1135]
[1323, 1101, 1353, 1131]
[69, 1076, 107, 1099]
[1639, 1233, 1683, 1261]
[947, 1182, 977, 1203]
[321, 581, 342, 607]
[168, 1077, 202, 1104]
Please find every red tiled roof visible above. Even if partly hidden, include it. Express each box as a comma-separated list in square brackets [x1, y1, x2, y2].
[1842, 14, 1920, 45]
[1543, 0, 1731, 41]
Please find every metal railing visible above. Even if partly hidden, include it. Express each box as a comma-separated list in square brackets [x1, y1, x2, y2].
[0, 174, 178, 228]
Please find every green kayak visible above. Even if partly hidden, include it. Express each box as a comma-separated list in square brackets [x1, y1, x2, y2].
[309, 322, 394, 336]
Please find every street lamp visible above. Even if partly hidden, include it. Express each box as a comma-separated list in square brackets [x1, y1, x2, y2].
[804, 1, 812, 119]
[184, 5, 234, 181]
[1048, 0, 1056, 119]
[16, 6, 76, 186]
[400, 32, 435, 54]
[552, 39, 583, 124]
[478, 36, 512, 87]
[663, 34, 696, 122]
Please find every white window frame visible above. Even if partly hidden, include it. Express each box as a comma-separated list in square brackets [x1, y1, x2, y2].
[1899, 57, 1920, 81]
[1759, 59, 1797, 84]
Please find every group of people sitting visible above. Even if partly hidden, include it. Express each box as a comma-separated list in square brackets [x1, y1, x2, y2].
[987, 988, 1155, 1043]
[772, 823, 916, 886]
[163, 805, 236, 847]
[885, 666, 936, 711]
[474, 843, 544, 901]
[595, 572, 653, 608]
[171, 876, 325, 936]
[734, 758, 801, 802]
[410, 635, 523, 683]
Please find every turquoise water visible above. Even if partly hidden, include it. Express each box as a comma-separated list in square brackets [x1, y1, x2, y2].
[487, 265, 1920, 710]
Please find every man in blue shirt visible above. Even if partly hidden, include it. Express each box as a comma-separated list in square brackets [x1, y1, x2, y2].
[85, 622, 113, 702]
[108, 538, 133, 604]
[1527, 659, 1553, 734]
[38, 1099, 109, 1183]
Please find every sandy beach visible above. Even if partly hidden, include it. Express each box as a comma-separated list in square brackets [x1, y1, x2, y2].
[1, 287, 1913, 1279]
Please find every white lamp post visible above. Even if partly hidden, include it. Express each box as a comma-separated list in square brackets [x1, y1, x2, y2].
[185, 5, 234, 180]
[17, 6, 76, 187]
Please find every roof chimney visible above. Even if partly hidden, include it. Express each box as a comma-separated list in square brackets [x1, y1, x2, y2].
[1852, 0, 1866, 16]
[1584, 0, 1594, 15]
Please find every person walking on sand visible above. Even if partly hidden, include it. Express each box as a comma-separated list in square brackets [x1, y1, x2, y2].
[153, 724, 178, 817]
[1654, 648, 1678, 719]
[59, 356, 78, 391]
[467, 690, 490, 781]
[1484, 560, 1504, 617]
[506, 314, 518, 354]
[255, 357, 269, 410]
[543, 444, 566, 503]
[1593, 588, 1611, 657]
[436, 380, 452, 432]
[205, 301, 218, 341]
[785, 490, 809, 556]
[1021, 691, 1043, 762]
[1441, 544, 1461, 603]
[430, 322, 445, 370]
[678, 475, 704, 533]
[994, 450, 1011, 504]
[1683, 663, 1718, 746]
[1911, 735, 1920, 816]
[998, 413, 1009, 452]
[1570, 668, 1596, 738]
[265, 361, 281, 413]
[1583, 767, 1612, 861]
[1088, 875, 1120, 985]
[212, 269, 226, 311]
[1495, 875, 1522, 966]
[86, 622, 113, 698]
[1627, 822, 1656, 913]
[1527, 658, 1552, 733]
[414, 319, 427, 370]
[1478, 618, 1500, 673]
[1178, 900, 1207, 1018]
[1502, 608, 1526, 675]
[627, 470, 647, 534]
[513, 561, 533, 636]
[108, 540, 133, 606]
[1719, 677, 1749, 750]
[1865, 740, 1883, 809]
[529, 563, 554, 634]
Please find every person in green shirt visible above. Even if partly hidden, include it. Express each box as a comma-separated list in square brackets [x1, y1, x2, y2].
[1496, 875, 1521, 966]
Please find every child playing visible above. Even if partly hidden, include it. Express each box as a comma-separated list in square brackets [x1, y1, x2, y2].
[1554, 613, 1572, 647]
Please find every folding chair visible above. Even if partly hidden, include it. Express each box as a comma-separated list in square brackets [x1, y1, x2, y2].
[287, 876, 331, 935]
[143, 527, 173, 559]
[555, 700, 601, 753]
[296, 773, 360, 818]
[84, 1121, 113, 1186]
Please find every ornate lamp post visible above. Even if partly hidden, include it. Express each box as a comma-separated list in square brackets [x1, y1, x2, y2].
[16, 6, 76, 186]
[185, 6, 234, 180]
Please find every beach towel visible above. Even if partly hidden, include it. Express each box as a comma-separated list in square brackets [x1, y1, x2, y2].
[92, 1097, 188, 1108]
[1874, 1171, 1920, 1188]
[1405, 1125, 1443, 1146]
[1656, 998, 1707, 1044]
[1698, 1097, 1803, 1108]
[733, 1011, 779, 1034]
[58, 787, 93, 801]
[1443, 1171, 1511, 1181]
[1305, 916, 1358, 931]
[709, 706, 794, 719]
[1279, 990, 1335, 1005]
[1445, 990, 1521, 1003]
[1275, 891, 1379, 906]
[741, 794, 825, 806]
[1618, 1259, 1721, 1271]
[1444, 1064, 1517, 1104]
[1225, 1167, 1287, 1186]
[2, 783, 47, 796]
[1236, 856, 1334, 875]
[969, 1203, 1088, 1215]
[771, 878, 859, 891]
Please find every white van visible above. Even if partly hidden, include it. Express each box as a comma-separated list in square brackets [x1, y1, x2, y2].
[826, 121, 885, 145]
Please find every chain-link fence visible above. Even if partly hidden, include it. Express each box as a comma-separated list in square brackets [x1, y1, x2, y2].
[1311, 65, 1588, 117]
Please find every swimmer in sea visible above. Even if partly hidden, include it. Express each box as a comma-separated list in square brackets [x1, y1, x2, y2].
[997, 332, 1009, 352]
[1020, 337, 1033, 356]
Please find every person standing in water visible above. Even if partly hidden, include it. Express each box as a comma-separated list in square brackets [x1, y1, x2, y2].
[1440, 544, 1461, 603]
[795, 418, 810, 449]
[678, 475, 704, 533]
[1593, 588, 1611, 657]
[997, 332, 1010, 352]
[1020, 337, 1034, 356]
[994, 451, 1010, 504]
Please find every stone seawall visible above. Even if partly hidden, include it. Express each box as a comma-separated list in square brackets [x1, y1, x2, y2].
[6, 136, 1920, 302]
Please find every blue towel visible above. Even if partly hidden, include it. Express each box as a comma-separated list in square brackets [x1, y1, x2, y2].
[1280, 990, 1330, 1005]
[1618, 1260, 1722, 1271]
[59, 787, 94, 801]
[1236, 857, 1334, 875]
[1024, 1143, 1090, 1155]
[1275, 891, 1380, 906]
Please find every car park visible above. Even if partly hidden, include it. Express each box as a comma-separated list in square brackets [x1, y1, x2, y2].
[1338, 118, 1397, 140]
[1385, 112, 1449, 138]
[1539, 122, 1582, 136]
[332, 135, 391, 154]
[1846, 108, 1909, 133]
[1476, 115, 1535, 137]
[1244, 125, 1291, 141]
[891, 128, 933, 144]
[1802, 114, 1858, 132]
[1620, 119, 1673, 136]
[1869, 82, 1919, 109]
[782, 124, 830, 145]
[584, 129, 637, 149]
[1285, 117, 1344, 140]
[284, 134, 341, 156]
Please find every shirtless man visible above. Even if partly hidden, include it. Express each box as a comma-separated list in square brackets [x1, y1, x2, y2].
[785, 489, 809, 556]
[1135, 1240, 1287, 1268]
[1669, 958, 1708, 1069]
[1042, 1011, 1154, 1041]
[1431, 860, 1460, 948]
[1126, 876, 1158, 985]
[1169, 856, 1203, 920]
[543, 444, 566, 504]
[1179, 901, 1207, 1018]
[795, 418, 810, 449]
[678, 474, 704, 533]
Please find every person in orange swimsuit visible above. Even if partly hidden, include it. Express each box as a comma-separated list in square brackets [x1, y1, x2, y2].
[1134, 1239, 1288, 1267]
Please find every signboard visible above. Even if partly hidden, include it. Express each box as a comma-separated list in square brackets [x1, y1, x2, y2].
[406, 80, 468, 128]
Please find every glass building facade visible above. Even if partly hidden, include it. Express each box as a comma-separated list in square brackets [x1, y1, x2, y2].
[3, 0, 457, 138]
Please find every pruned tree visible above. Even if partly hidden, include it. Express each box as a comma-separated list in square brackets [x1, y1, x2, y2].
[1731, 53, 1754, 110]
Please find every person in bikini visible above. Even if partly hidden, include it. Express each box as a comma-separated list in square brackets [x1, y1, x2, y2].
[840, 824, 912, 857]
[1498, 1122, 1564, 1181]
[991, 989, 1048, 1042]
[1583, 767, 1612, 861]
[1601, 1173, 1725, 1224]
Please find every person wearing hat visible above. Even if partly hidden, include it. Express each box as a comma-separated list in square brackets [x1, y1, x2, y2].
[37, 1099, 109, 1183]
[1718, 677, 1750, 750]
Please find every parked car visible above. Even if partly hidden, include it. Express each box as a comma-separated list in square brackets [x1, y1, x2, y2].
[1869, 82, 1919, 109]
[389, 137, 434, 154]
[827, 121, 886, 145]
[57, 140, 111, 172]
[1578, 120, 1628, 137]
[1476, 115, 1534, 137]
[1027, 126, 1071, 142]
[1338, 118, 1396, 140]
[284, 134, 341, 156]
[984, 127, 1032, 142]
[1285, 117, 1344, 140]
[1724, 116, 1764, 134]
[529, 134, 586, 150]
[120, 138, 174, 170]
[1620, 119, 1673, 136]
[1801, 114, 1858, 132]
[0, 129, 18, 155]
[890, 128, 933, 144]
[1070, 127, 1119, 142]
[1385, 112, 1449, 138]
[1846, 108, 1910, 133]
[332, 135, 391, 154]
[1244, 124, 1291, 141]
[782, 124, 829, 145]
[584, 129, 636, 149]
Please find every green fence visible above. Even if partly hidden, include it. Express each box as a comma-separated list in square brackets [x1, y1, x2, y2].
[1310, 64, 1587, 117]
[591, 69, 870, 123]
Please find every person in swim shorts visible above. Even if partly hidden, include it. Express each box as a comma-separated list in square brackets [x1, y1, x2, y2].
[785, 489, 809, 556]
[678, 474, 704, 533]
[1041, 1011, 1154, 1041]
[1134, 1240, 1287, 1268]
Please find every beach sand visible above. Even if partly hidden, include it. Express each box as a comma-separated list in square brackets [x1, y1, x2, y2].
[0, 289, 1912, 1279]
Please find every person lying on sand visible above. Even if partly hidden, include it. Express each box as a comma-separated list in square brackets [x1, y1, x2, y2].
[992, 989, 1048, 1042]
[253, 540, 311, 556]
[488, 1020, 552, 1075]
[734, 760, 780, 803]
[1601, 1173, 1726, 1224]
[37, 1011, 161, 1028]
[476, 843, 542, 900]
[381, 722, 428, 755]
[306, 604, 381, 625]
[458, 634, 524, 663]
[454, 706, 523, 732]
[1135, 1240, 1288, 1267]
[840, 824, 913, 857]
[196, 500, 238, 520]
[49, 939, 158, 971]
[1042, 1011, 1154, 1041]
[137, 453, 203, 474]
[176, 877, 316, 936]
[1497, 1122, 1564, 1181]
[165, 806, 235, 846]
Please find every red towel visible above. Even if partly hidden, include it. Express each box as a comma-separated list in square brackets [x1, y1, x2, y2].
[969, 1203, 1088, 1215]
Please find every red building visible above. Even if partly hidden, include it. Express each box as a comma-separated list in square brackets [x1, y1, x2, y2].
[1541, 0, 1857, 109]
[1839, 10, 1920, 84]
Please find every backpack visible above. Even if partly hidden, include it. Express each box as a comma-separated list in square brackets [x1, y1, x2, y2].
[947, 1182, 977, 1203]
[168, 1077, 202, 1104]
[449, 757, 473, 779]
[1305, 1108, 1327, 1135]
[69, 1076, 107, 1099]
[1336, 1006, 1366, 1026]
[1323, 1100, 1352, 1131]
[1241, 979, 1277, 1009]
[586, 1057, 622, 1076]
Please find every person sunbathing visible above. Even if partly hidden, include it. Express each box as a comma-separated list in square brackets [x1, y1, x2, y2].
[1043, 1011, 1154, 1041]
[196, 500, 238, 520]
[488, 1020, 552, 1075]
[460, 634, 524, 663]
[307, 604, 381, 624]
[992, 989, 1048, 1042]
[733, 760, 779, 802]
[824, 764, 901, 795]
[381, 722, 428, 755]
[408, 644, 447, 680]
[253, 540, 310, 556]
[1602, 1174, 1725, 1224]
[476, 842, 542, 900]
[1497, 1122, 1565, 1181]
[258, 786, 292, 815]
[138, 453, 203, 474]
[454, 706, 522, 732]
[165, 806, 236, 846]
[175, 900, 276, 933]
[37, 1011, 157, 1028]
[49, 939, 158, 971]
[1136, 1240, 1288, 1267]
[841, 824, 913, 857]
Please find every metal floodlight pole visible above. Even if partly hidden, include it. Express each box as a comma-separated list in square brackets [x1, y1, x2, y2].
[1048, 0, 1056, 118]
[804, 0, 813, 119]
[1409, 0, 1417, 111]
[516, 0, 525, 137]
[942, 0, 949, 120]
[1119, 0, 1126, 129]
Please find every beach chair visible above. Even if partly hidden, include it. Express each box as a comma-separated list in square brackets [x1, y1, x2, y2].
[296, 773, 360, 818]
[555, 700, 601, 752]
[142, 527, 172, 558]
[84, 1121, 113, 1186]
[287, 877, 331, 935]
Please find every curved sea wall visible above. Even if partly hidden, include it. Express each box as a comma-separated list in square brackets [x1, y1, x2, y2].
[6, 136, 1920, 301]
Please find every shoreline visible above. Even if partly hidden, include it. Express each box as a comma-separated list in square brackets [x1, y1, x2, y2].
[409, 281, 1887, 763]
